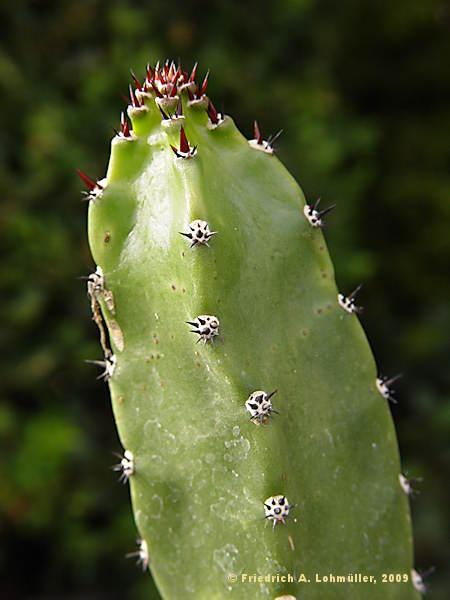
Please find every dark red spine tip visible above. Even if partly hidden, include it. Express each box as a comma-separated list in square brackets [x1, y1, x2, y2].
[207, 100, 219, 124]
[151, 81, 163, 98]
[179, 127, 190, 154]
[190, 61, 198, 82]
[200, 70, 210, 96]
[176, 96, 183, 117]
[254, 120, 263, 145]
[129, 84, 138, 107]
[130, 70, 142, 91]
[169, 82, 178, 97]
[77, 169, 97, 191]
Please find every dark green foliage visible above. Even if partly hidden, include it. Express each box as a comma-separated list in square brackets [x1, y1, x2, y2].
[1, 1, 449, 598]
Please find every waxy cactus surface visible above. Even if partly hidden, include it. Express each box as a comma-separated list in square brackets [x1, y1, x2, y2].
[83, 61, 420, 599]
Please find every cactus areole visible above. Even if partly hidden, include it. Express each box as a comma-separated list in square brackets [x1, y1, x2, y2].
[82, 60, 420, 599]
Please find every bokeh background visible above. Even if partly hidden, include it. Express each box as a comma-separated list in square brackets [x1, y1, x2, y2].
[1, 0, 449, 598]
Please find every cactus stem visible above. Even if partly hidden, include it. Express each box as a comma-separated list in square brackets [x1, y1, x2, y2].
[126, 539, 149, 572]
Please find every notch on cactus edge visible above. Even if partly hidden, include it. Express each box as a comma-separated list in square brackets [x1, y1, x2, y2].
[179, 220, 217, 248]
[245, 390, 279, 425]
[338, 284, 363, 314]
[303, 198, 336, 228]
[113, 450, 134, 484]
[186, 315, 219, 345]
[126, 539, 149, 572]
[264, 495, 291, 531]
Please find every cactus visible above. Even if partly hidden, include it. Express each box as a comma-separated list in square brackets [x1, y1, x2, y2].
[81, 60, 421, 599]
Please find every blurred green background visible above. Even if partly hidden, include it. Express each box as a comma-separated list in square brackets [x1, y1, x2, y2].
[1, 0, 449, 598]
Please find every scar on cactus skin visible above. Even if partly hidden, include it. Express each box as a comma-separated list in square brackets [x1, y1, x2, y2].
[338, 283, 363, 314]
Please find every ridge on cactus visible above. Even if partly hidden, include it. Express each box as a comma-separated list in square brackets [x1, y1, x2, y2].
[81, 59, 422, 599]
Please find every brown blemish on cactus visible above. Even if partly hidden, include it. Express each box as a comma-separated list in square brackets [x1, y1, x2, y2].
[119, 395, 124, 405]
[104, 232, 111, 244]
[109, 319, 124, 352]
[288, 534, 295, 551]
[103, 289, 115, 314]
[153, 334, 158, 345]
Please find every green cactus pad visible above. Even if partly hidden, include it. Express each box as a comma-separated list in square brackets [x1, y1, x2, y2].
[83, 61, 420, 600]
